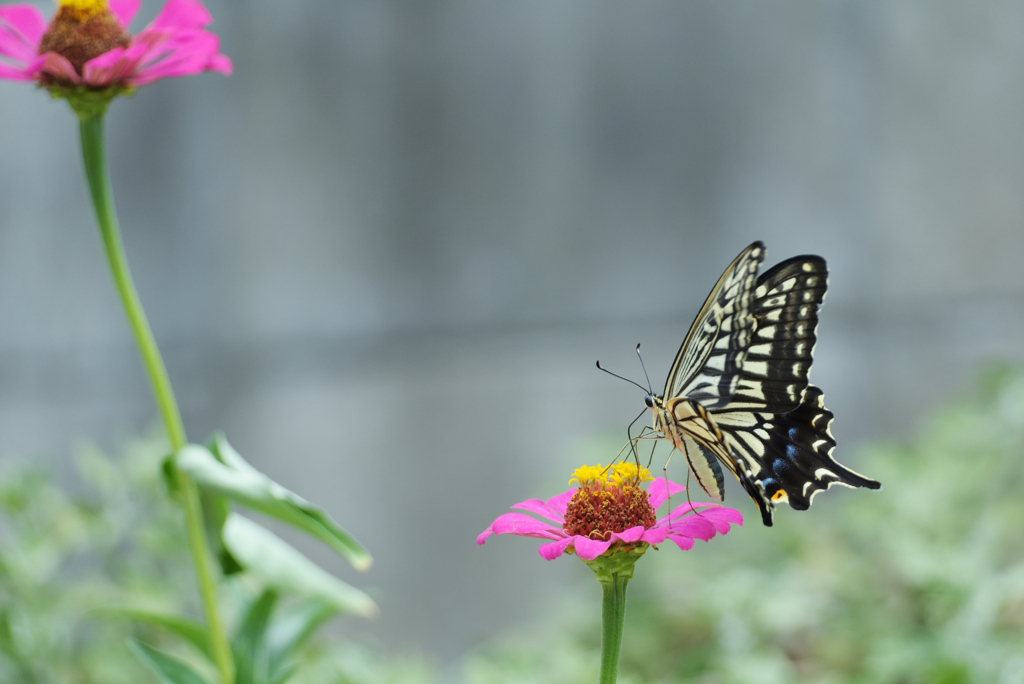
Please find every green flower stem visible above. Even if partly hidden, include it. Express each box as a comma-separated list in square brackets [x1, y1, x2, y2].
[599, 574, 629, 684]
[78, 114, 235, 684]
[585, 546, 647, 684]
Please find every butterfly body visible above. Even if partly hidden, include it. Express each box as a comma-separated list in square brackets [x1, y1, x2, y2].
[647, 394, 729, 501]
[641, 242, 880, 526]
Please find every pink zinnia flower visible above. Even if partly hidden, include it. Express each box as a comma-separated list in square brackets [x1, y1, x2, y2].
[0, 0, 230, 89]
[478, 463, 743, 561]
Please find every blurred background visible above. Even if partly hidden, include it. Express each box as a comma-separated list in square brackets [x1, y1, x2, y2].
[1, 0, 1024, 678]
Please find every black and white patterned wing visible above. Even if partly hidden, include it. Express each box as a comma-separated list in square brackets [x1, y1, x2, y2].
[711, 256, 880, 525]
[717, 387, 881, 526]
[665, 242, 765, 409]
[720, 255, 827, 414]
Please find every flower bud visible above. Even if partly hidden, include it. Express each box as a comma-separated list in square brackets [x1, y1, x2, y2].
[38, 0, 129, 84]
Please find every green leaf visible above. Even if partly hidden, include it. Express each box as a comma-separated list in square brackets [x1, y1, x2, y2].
[201, 489, 243, 576]
[269, 663, 298, 684]
[161, 454, 180, 496]
[97, 607, 211, 661]
[167, 446, 242, 576]
[130, 639, 209, 684]
[174, 437, 371, 571]
[221, 514, 377, 618]
[233, 590, 277, 684]
[237, 590, 277, 651]
[266, 598, 338, 683]
[201, 436, 245, 576]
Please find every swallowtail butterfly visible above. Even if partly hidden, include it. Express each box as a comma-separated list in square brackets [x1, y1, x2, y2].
[640, 241, 880, 526]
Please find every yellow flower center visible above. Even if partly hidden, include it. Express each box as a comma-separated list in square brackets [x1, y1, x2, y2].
[569, 462, 653, 489]
[57, 0, 110, 19]
[564, 463, 657, 540]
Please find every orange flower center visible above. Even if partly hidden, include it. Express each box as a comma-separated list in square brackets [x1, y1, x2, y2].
[563, 464, 657, 541]
[38, 0, 130, 81]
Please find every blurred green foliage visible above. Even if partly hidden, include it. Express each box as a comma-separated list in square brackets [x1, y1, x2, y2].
[0, 435, 432, 684]
[0, 435, 192, 683]
[3, 367, 1024, 683]
[464, 366, 1024, 683]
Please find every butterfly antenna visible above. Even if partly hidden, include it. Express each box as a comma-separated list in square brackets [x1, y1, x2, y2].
[635, 343, 654, 394]
[596, 361, 649, 394]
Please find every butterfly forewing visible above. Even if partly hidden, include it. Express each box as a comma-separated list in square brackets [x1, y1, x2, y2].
[718, 256, 827, 414]
[666, 242, 765, 409]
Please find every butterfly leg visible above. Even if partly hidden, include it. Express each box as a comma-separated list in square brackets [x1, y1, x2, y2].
[615, 425, 657, 469]
[645, 430, 658, 470]
[625, 407, 650, 467]
[667, 440, 708, 529]
[663, 440, 677, 527]
[612, 429, 648, 467]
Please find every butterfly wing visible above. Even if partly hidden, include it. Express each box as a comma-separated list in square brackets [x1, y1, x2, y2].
[650, 241, 763, 502]
[710, 255, 881, 525]
[719, 255, 827, 414]
[658, 396, 730, 501]
[682, 434, 726, 502]
[656, 246, 880, 526]
[717, 386, 881, 525]
[664, 241, 765, 409]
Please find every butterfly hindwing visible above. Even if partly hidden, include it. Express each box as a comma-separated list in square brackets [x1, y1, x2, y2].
[663, 397, 732, 501]
[681, 435, 726, 503]
[720, 386, 881, 525]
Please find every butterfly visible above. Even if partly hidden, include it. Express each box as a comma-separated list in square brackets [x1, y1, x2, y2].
[637, 241, 880, 526]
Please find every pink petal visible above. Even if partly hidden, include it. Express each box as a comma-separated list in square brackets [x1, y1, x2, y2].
[208, 52, 230, 74]
[698, 507, 744, 534]
[612, 526, 647, 544]
[123, 29, 172, 69]
[666, 533, 695, 551]
[82, 47, 133, 87]
[128, 31, 229, 86]
[487, 512, 564, 541]
[108, 0, 141, 29]
[545, 489, 577, 518]
[19, 53, 45, 78]
[39, 52, 81, 84]
[639, 526, 671, 544]
[538, 537, 574, 560]
[0, 5, 47, 43]
[658, 500, 720, 526]
[703, 506, 744, 523]
[0, 60, 32, 80]
[667, 515, 718, 541]
[0, 4, 47, 63]
[646, 478, 686, 509]
[573, 536, 613, 561]
[150, 0, 214, 31]
[512, 497, 566, 525]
